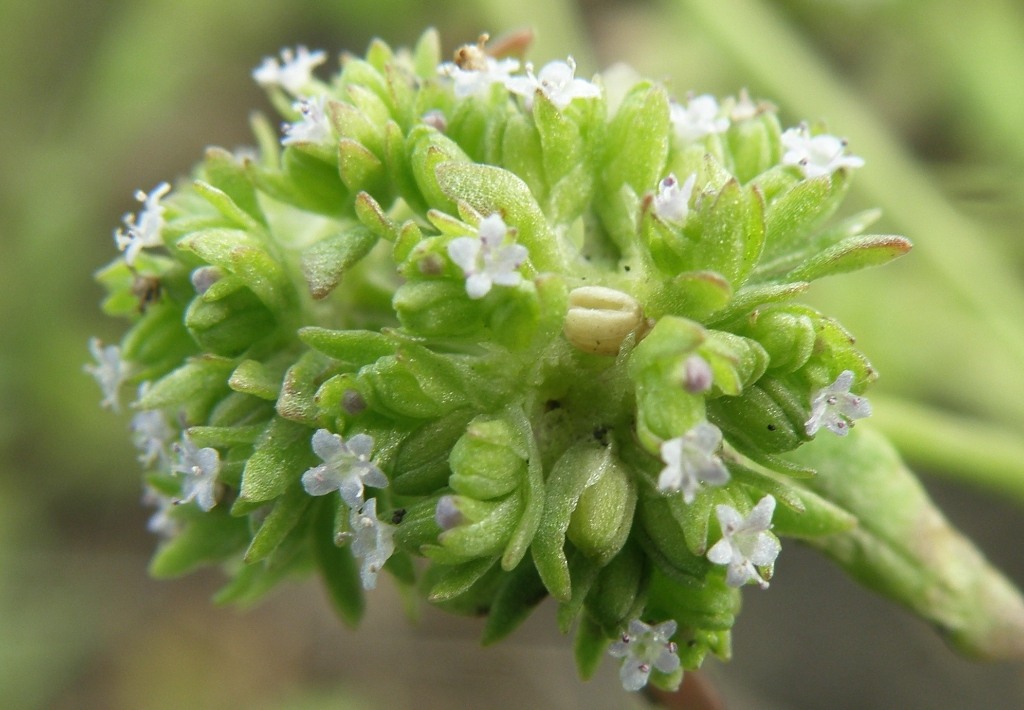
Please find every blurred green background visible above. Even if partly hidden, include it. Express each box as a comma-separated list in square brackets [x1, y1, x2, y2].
[2, 0, 1023, 707]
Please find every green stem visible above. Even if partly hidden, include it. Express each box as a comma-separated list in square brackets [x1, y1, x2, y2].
[867, 395, 1024, 504]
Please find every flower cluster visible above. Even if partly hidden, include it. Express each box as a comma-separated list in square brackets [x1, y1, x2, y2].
[89, 29, 923, 696]
[301, 429, 395, 586]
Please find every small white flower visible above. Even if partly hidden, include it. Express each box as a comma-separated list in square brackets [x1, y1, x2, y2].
[171, 437, 220, 512]
[607, 619, 680, 691]
[707, 494, 780, 589]
[651, 173, 697, 225]
[447, 214, 528, 299]
[505, 57, 601, 110]
[348, 497, 395, 590]
[440, 56, 521, 98]
[804, 370, 872, 436]
[85, 338, 129, 412]
[282, 95, 333, 146]
[658, 422, 731, 504]
[131, 408, 175, 468]
[781, 124, 865, 179]
[301, 429, 388, 509]
[670, 94, 729, 143]
[142, 486, 180, 538]
[252, 46, 326, 95]
[114, 182, 170, 266]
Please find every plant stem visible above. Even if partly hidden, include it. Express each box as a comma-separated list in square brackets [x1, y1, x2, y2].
[868, 395, 1024, 504]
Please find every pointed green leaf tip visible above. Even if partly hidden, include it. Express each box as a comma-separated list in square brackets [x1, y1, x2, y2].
[790, 427, 1024, 660]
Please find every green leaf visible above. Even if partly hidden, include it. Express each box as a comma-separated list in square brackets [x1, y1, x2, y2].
[408, 125, 469, 213]
[392, 410, 473, 495]
[298, 326, 393, 365]
[789, 427, 1024, 660]
[276, 351, 335, 425]
[228, 358, 285, 401]
[434, 161, 563, 271]
[412, 28, 441, 79]
[200, 146, 266, 226]
[186, 424, 266, 448]
[584, 539, 650, 636]
[329, 99, 386, 157]
[682, 179, 765, 285]
[533, 443, 607, 601]
[426, 556, 498, 602]
[646, 569, 740, 636]
[312, 498, 364, 627]
[149, 508, 250, 578]
[786, 234, 912, 282]
[705, 280, 809, 327]
[762, 171, 850, 260]
[426, 492, 524, 564]
[137, 355, 234, 411]
[176, 228, 293, 313]
[248, 148, 349, 217]
[192, 179, 262, 233]
[533, 90, 587, 187]
[602, 81, 671, 199]
[244, 483, 311, 563]
[481, 557, 547, 645]
[501, 407, 545, 571]
[338, 138, 387, 195]
[648, 270, 733, 322]
[238, 416, 314, 505]
[573, 615, 611, 681]
[184, 280, 276, 356]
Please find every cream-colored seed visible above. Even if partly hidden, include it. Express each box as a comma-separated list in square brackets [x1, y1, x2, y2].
[564, 286, 646, 356]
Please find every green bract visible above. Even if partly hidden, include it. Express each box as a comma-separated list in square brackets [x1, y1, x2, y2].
[92, 30, 1024, 693]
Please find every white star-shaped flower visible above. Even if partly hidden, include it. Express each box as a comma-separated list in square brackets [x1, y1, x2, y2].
[84, 338, 129, 412]
[252, 46, 326, 95]
[670, 94, 730, 143]
[114, 182, 170, 266]
[651, 173, 697, 225]
[447, 214, 528, 299]
[348, 497, 395, 590]
[658, 422, 731, 504]
[607, 619, 681, 691]
[707, 494, 781, 589]
[131, 407, 174, 468]
[301, 429, 388, 509]
[171, 437, 220, 512]
[440, 56, 521, 98]
[142, 485, 180, 539]
[282, 95, 333, 146]
[804, 370, 872, 436]
[781, 124, 865, 179]
[505, 57, 601, 110]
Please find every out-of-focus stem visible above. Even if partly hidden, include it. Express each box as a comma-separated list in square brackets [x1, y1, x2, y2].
[868, 395, 1024, 504]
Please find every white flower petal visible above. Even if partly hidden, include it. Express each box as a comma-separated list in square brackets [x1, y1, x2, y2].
[302, 429, 387, 507]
